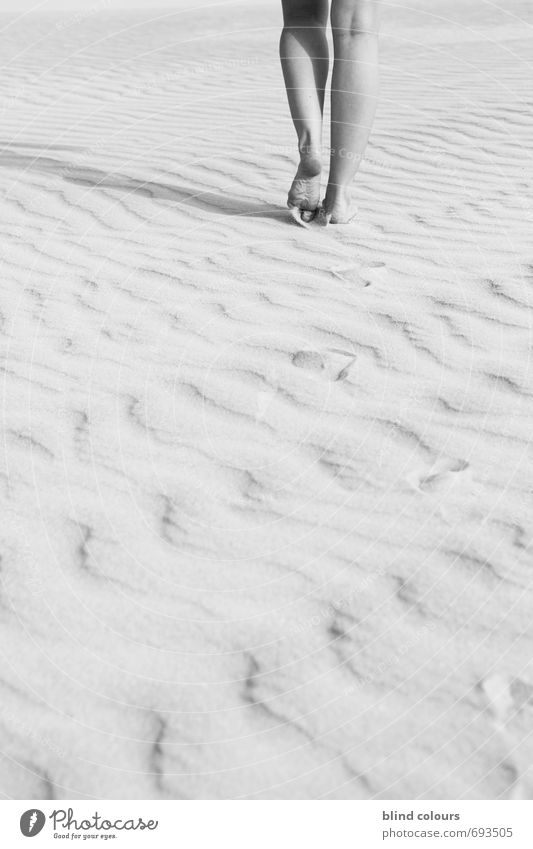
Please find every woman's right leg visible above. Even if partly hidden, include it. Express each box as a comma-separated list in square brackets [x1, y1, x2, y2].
[325, 0, 380, 222]
[280, 0, 330, 221]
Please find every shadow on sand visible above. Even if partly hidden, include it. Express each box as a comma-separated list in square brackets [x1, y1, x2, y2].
[0, 146, 287, 224]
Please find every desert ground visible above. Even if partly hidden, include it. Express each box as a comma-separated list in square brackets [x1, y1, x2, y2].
[1, 0, 533, 798]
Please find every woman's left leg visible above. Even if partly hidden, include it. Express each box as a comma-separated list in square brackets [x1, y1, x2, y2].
[325, 0, 381, 223]
[280, 0, 330, 221]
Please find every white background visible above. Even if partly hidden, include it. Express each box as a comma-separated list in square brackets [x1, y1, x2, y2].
[2, 801, 531, 848]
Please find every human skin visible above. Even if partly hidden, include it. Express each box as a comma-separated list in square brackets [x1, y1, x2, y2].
[280, 0, 381, 223]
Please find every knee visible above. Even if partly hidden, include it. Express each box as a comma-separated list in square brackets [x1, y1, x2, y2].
[282, 0, 328, 28]
[331, 0, 380, 40]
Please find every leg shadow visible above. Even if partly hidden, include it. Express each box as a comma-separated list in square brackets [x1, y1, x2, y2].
[0, 147, 286, 223]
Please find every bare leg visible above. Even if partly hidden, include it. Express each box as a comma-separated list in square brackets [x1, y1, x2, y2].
[280, 0, 330, 221]
[325, 0, 380, 222]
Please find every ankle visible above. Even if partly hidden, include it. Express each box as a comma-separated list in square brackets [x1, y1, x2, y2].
[298, 136, 321, 162]
[296, 142, 322, 178]
[325, 183, 350, 207]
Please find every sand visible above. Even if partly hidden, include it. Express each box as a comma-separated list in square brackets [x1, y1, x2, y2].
[0, 0, 533, 799]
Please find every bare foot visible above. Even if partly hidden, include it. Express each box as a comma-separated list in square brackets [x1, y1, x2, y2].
[287, 154, 322, 223]
[323, 186, 357, 225]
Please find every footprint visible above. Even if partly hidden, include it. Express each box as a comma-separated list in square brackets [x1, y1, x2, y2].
[331, 266, 366, 287]
[326, 348, 358, 382]
[291, 350, 325, 372]
[335, 358, 357, 382]
[508, 775, 533, 800]
[511, 679, 533, 710]
[292, 348, 358, 382]
[481, 673, 515, 729]
[331, 261, 388, 288]
[360, 262, 389, 286]
[407, 458, 469, 493]
[480, 673, 533, 799]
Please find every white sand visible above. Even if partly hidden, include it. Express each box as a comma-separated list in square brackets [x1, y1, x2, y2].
[0, 0, 533, 799]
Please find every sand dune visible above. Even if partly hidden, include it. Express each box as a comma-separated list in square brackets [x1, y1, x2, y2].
[0, 0, 533, 799]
